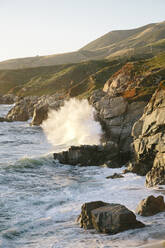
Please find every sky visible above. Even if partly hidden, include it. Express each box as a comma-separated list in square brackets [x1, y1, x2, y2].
[0, 0, 165, 62]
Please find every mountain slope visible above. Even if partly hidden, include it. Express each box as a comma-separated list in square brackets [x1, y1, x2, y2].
[0, 60, 122, 98]
[0, 21, 165, 70]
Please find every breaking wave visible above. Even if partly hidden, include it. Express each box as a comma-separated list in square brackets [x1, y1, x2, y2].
[41, 98, 102, 149]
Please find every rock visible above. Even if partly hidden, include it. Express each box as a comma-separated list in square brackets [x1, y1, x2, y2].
[6, 94, 65, 123]
[78, 201, 145, 234]
[53, 142, 122, 167]
[131, 89, 165, 187]
[136, 195, 165, 216]
[103, 62, 144, 97]
[6, 96, 38, 121]
[0, 94, 17, 104]
[106, 173, 124, 179]
[0, 117, 12, 122]
[31, 104, 49, 126]
[31, 98, 64, 126]
[90, 89, 147, 157]
[78, 201, 109, 229]
[91, 204, 145, 234]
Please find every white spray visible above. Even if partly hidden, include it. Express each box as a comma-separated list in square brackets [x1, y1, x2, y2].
[41, 98, 103, 150]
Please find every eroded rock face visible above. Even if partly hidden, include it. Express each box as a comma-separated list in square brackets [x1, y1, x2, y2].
[136, 195, 165, 216]
[53, 142, 121, 167]
[90, 90, 147, 155]
[131, 89, 165, 187]
[6, 96, 38, 121]
[78, 201, 108, 229]
[31, 98, 64, 126]
[5, 94, 65, 123]
[78, 201, 145, 234]
[0, 94, 17, 104]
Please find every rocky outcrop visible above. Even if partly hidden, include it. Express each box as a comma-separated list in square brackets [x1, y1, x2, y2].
[78, 201, 145, 234]
[31, 96, 64, 125]
[103, 63, 143, 97]
[90, 89, 147, 157]
[5, 94, 65, 123]
[53, 142, 122, 167]
[131, 89, 165, 187]
[6, 96, 38, 121]
[0, 94, 17, 104]
[136, 195, 165, 216]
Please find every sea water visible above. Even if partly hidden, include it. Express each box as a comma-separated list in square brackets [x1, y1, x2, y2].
[0, 104, 165, 248]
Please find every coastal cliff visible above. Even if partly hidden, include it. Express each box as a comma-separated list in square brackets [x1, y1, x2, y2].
[1, 52, 165, 188]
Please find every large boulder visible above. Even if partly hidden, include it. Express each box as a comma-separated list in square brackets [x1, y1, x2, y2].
[53, 142, 122, 167]
[131, 89, 165, 187]
[136, 195, 165, 216]
[78, 201, 145, 234]
[78, 201, 108, 229]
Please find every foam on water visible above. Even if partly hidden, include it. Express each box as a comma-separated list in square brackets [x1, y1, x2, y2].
[41, 98, 103, 149]
[0, 104, 165, 248]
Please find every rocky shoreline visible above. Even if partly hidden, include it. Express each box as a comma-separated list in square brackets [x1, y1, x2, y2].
[1, 61, 164, 189]
[1, 59, 165, 237]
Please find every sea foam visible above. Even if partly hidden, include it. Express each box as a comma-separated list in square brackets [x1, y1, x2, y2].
[41, 98, 102, 149]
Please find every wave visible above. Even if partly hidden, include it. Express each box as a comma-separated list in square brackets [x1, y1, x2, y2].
[42, 98, 103, 149]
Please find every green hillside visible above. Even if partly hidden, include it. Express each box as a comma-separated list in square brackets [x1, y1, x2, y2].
[0, 51, 164, 99]
[0, 60, 122, 98]
[0, 21, 165, 70]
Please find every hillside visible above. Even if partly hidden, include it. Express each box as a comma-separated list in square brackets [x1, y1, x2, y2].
[0, 21, 165, 70]
[0, 60, 122, 98]
[0, 51, 165, 99]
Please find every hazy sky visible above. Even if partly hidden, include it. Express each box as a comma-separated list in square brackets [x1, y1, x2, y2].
[0, 0, 165, 61]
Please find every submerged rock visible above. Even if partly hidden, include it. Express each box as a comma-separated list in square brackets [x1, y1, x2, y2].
[0, 117, 12, 122]
[78, 201, 145, 234]
[136, 195, 165, 216]
[53, 142, 122, 167]
[106, 173, 124, 179]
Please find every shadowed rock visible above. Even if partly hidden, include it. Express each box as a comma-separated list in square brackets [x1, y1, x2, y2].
[78, 201, 145, 234]
[106, 173, 124, 179]
[54, 142, 121, 167]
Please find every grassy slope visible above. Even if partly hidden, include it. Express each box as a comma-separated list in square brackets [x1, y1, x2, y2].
[0, 21, 165, 70]
[0, 52, 164, 100]
[120, 52, 165, 102]
[0, 60, 122, 98]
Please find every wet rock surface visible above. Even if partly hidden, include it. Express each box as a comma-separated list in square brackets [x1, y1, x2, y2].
[53, 142, 122, 167]
[136, 195, 165, 216]
[78, 201, 145, 234]
[106, 173, 124, 179]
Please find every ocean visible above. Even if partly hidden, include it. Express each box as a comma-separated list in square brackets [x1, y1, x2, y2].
[0, 104, 165, 248]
